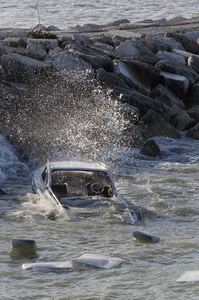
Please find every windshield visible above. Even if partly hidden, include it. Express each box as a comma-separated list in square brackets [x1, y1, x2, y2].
[50, 170, 113, 199]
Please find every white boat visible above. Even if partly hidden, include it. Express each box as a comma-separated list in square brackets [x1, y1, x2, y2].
[32, 160, 143, 224]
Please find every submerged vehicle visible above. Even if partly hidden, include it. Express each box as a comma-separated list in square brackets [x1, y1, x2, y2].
[32, 160, 143, 224]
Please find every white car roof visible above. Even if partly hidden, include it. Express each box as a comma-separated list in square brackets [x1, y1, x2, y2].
[48, 161, 109, 172]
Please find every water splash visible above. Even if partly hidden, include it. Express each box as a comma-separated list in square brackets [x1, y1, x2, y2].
[0, 135, 29, 185]
[2, 74, 140, 164]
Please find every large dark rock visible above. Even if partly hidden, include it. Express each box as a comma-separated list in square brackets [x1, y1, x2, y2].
[151, 84, 185, 109]
[140, 139, 161, 157]
[166, 32, 199, 54]
[107, 85, 173, 121]
[186, 83, 199, 107]
[0, 53, 52, 83]
[47, 50, 95, 80]
[113, 60, 151, 96]
[139, 109, 181, 140]
[174, 110, 196, 131]
[156, 50, 186, 65]
[96, 67, 129, 89]
[67, 45, 114, 72]
[186, 122, 199, 139]
[120, 59, 161, 89]
[186, 105, 199, 121]
[143, 34, 185, 53]
[160, 71, 189, 99]
[155, 59, 199, 85]
[114, 40, 158, 65]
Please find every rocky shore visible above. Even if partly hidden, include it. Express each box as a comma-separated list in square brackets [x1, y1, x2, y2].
[1, 16, 199, 158]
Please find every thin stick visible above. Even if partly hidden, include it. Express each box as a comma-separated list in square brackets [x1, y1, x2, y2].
[35, 0, 41, 24]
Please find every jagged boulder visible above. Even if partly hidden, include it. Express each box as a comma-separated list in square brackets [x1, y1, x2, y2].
[155, 59, 199, 85]
[166, 32, 199, 54]
[114, 40, 158, 65]
[140, 139, 161, 157]
[174, 110, 196, 130]
[139, 109, 181, 140]
[113, 60, 151, 96]
[0, 53, 52, 83]
[143, 34, 185, 53]
[186, 122, 199, 139]
[2, 37, 20, 48]
[120, 59, 161, 89]
[48, 50, 95, 80]
[67, 45, 114, 71]
[186, 105, 199, 121]
[96, 67, 129, 89]
[187, 83, 199, 107]
[151, 84, 185, 109]
[160, 71, 189, 99]
[25, 42, 47, 61]
[156, 50, 186, 65]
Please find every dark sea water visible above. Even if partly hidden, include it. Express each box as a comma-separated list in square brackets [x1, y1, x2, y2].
[1, 1, 199, 299]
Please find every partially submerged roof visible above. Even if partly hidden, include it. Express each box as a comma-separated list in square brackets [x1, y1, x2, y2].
[47, 161, 108, 172]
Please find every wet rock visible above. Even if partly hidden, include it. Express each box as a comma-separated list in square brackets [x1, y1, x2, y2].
[175, 110, 196, 131]
[186, 106, 199, 121]
[120, 59, 161, 89]
[25, 39, 59, 60]
[187, 105, 199, 122]
[143, 34, 185, 53]
[140, 139, 161, 157]
[18, 37, 28, 48]
[185, 31, 199, 41]
[139, 109, 181, 140]
[68, 45, 114, 72]
[48, 50, 95, 80]
[186, 122, 199, 139]
[122, 87, 173, 121]
[25, 42, 47, 61]
[151, 84, 185, 109]
[160, 71, 189, 99]
[155, 59, 199, 85]
[72, 34, 89, 46]
[96, 67, 129, 89]
[186, 83, 199, 107]
[0, 53, 52, 83]
[0, 66, 6, 81]
[156, 50, 186, 65]
[188, 54, 199, 73]
[114, 40, 158, 65]
[113, 60, 151, 96]
[171, 49, 192, 61]
[166, 32, 199, 54]
[2, 37, 20, 48]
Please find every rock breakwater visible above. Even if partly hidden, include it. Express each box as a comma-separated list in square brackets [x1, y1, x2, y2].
[1, 17, 199, 158]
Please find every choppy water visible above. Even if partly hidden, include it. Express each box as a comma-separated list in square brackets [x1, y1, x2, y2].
[1, 131, 199, 299]
[1, 0, 199, 29]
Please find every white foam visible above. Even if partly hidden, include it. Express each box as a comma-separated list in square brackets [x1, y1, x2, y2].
[22, 261, 73, 270]
[177, 270, 199, 282]
[72, 253, 125, 269]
